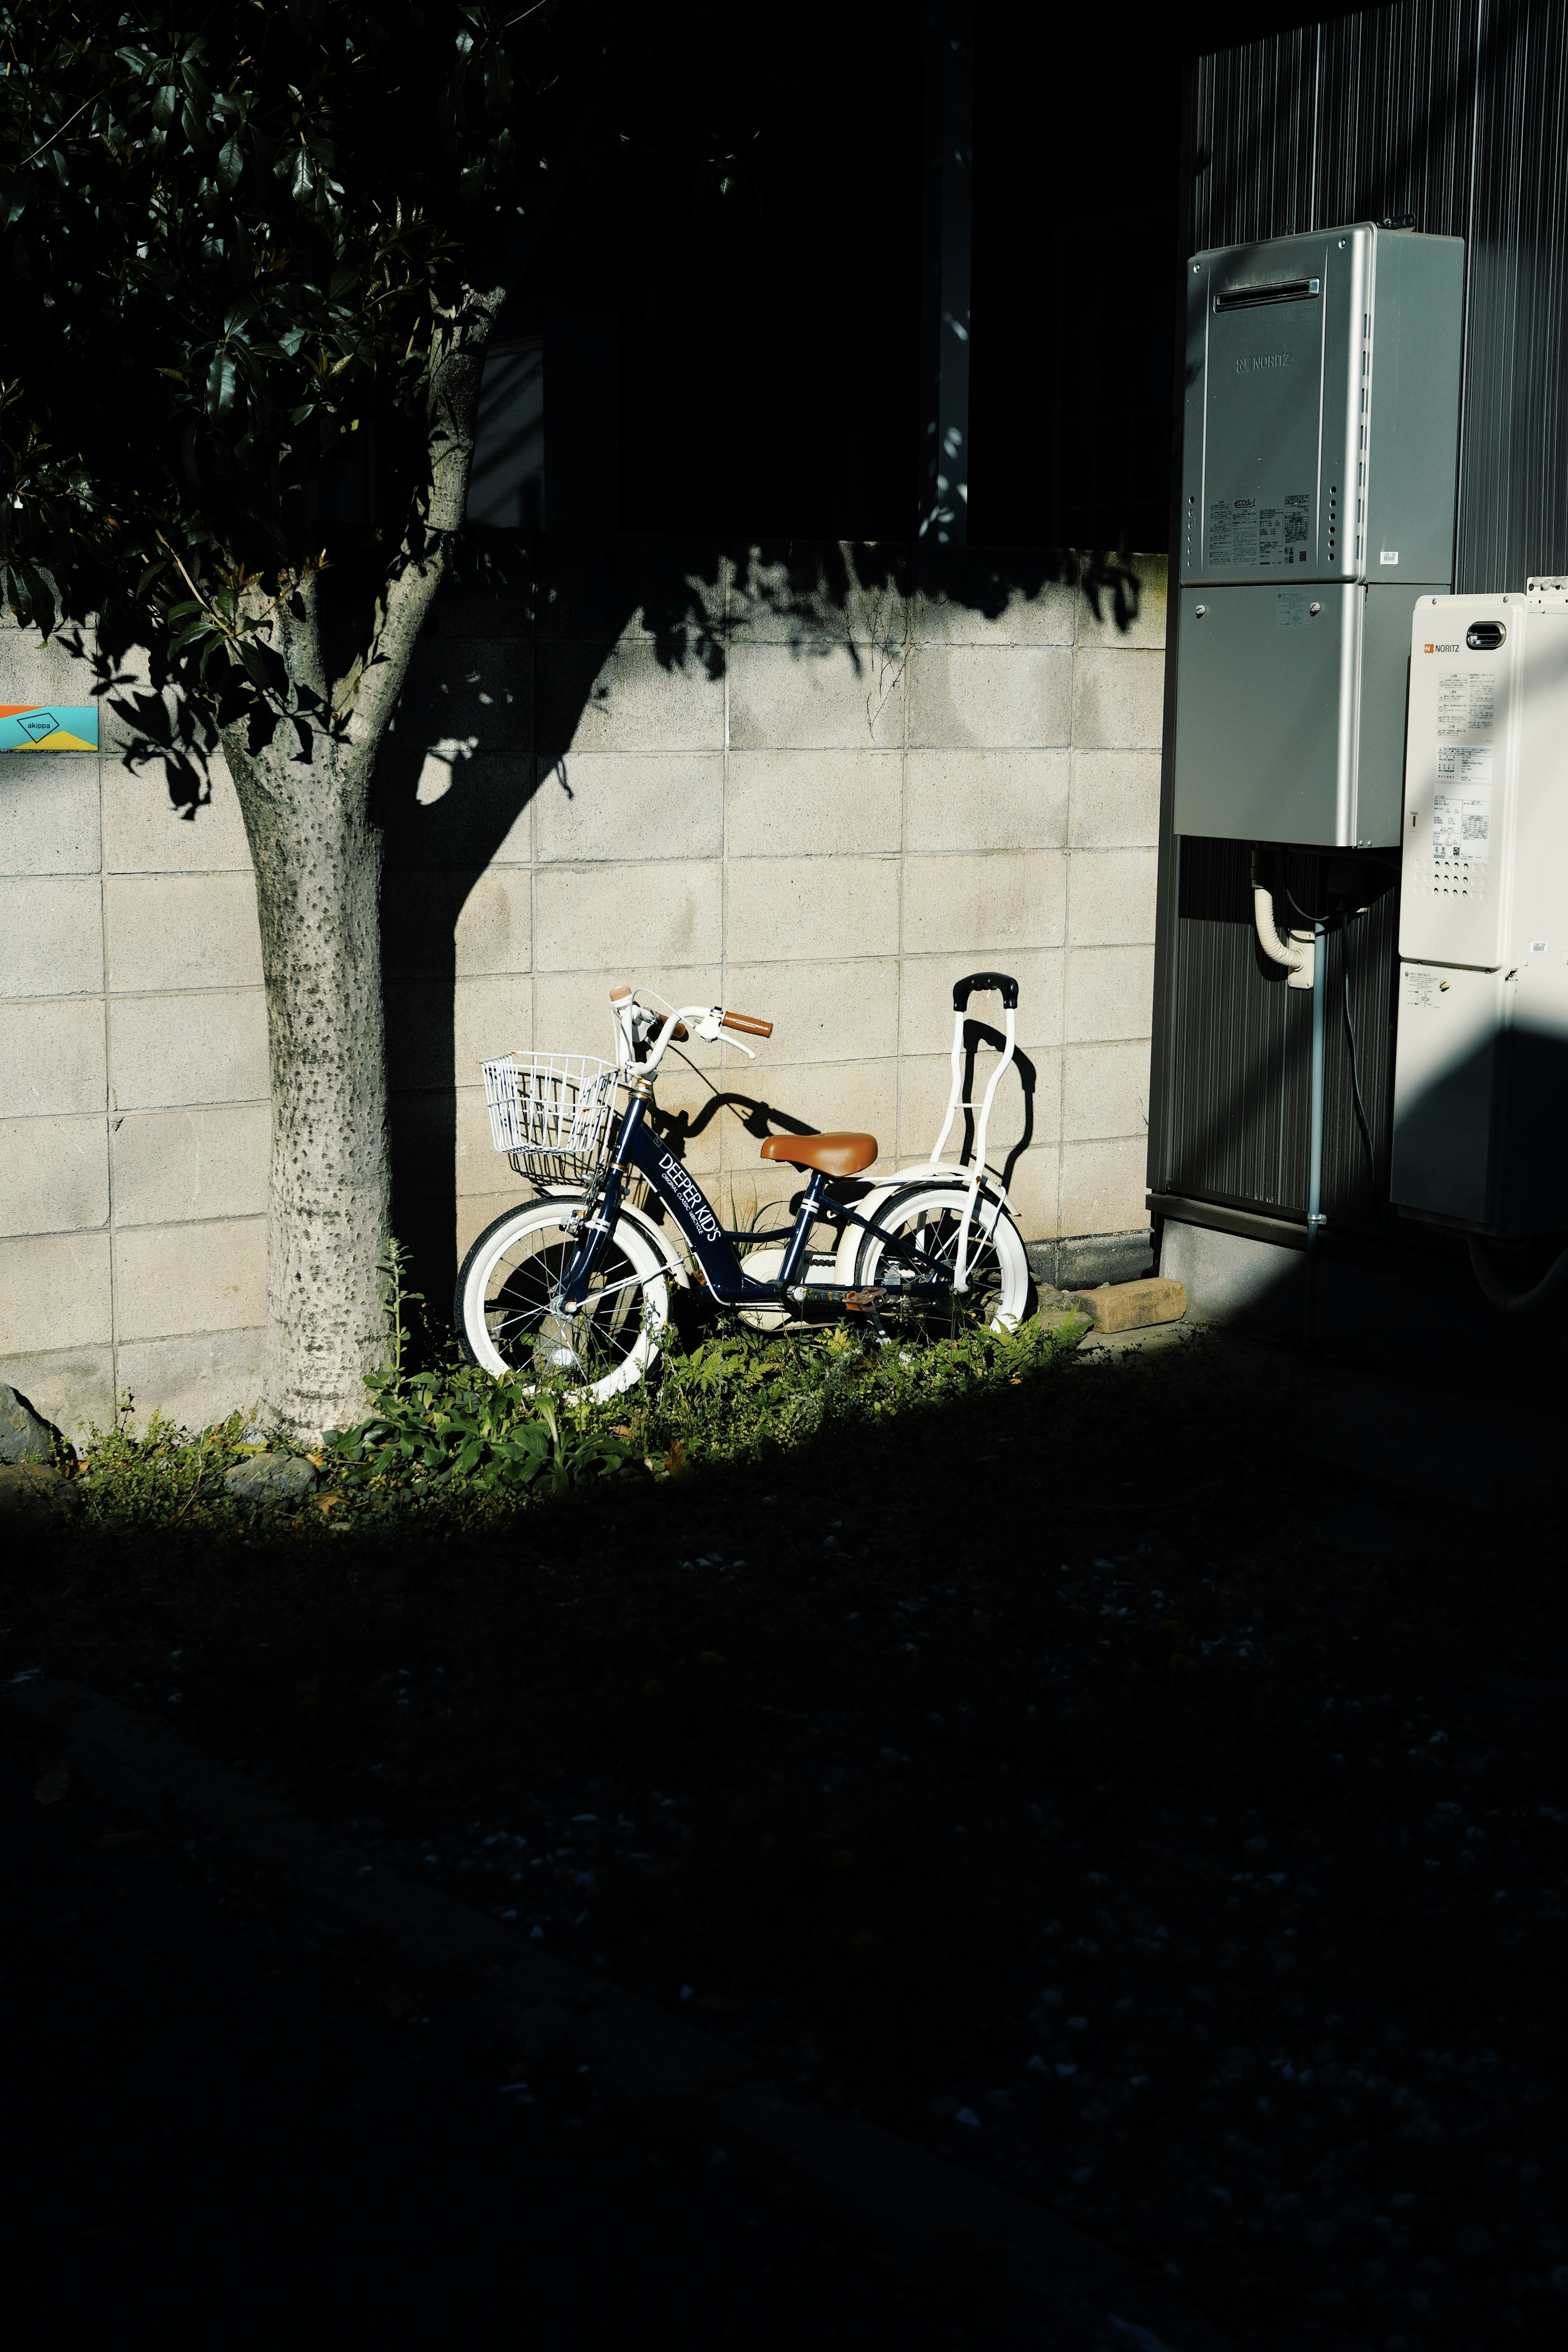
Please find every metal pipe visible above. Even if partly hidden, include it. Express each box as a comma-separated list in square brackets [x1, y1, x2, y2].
[1304, 918, 1327, 1346]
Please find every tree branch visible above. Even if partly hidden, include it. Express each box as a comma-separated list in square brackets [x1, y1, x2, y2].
[336, 278, 507, 758]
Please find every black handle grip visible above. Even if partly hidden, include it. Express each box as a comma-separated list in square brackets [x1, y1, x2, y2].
[952, 970, 1019, 1011]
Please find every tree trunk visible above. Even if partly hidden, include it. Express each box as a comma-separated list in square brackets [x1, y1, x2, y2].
[225, 592, 388, 1443]
[219, 279, 506, 1441]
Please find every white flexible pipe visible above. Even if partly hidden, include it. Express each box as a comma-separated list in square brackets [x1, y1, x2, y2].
[1252, 884, 1316, 991]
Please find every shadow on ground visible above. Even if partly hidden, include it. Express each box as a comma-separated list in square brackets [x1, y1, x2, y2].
[7, 1332, 1567, 2348]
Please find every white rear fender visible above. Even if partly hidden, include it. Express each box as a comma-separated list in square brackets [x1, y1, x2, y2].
[831, 1172, 1008, 1285]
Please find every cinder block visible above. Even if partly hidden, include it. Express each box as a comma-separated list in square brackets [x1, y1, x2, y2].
[456, 1189, 531, 1263]
[388, 1088, 464, 1208]
[0, 1344, 116, 1438]
[110, 1104, 270, 1228]
[895, 1048, 1059, 1165]
[1064, 945, 1156, 1044]
[902, 850, 1066, 957]
[113, 1216, 267, 1340]
[0, 619, 97, 707]
[454, 866, 532, 979]
[1059, 1138, 1152, 1240]
[1068, 750, 1163, 849]
[535, 752, 724, 862]
[907, 646, 1072, 750]
[1067, 848, 1159, 948]
[539, 638, 725, 757]
[0, 753, 100, 875]
[378, 751, 535, 871]
[97, 642, 217, 759]
[899, 948, 1065, 1055]
[114, 1328, 266, 1434]
[535, 861, 721, 973]
[1071, 1273, 1185, 1331]
[0, 1114, 109, 1238]
[386, 975, 532, 1095]
[530, 966, 723, 1069]
[905, 750, 1069, 853]
[103, 750, 251, 873]
[396, 636, 533, 753]
[913, 559, 1075, 646]
[727, 641, 904, 752]
[1074, 556, 1169, 651]
[0, 997, 107, 1116]
[537, 535, 727, 643]
[1055, 1230, 1157, 1289]
[105, 873, 263, 993]
[455, 1083, 504, 1196]
[999, 1148, 1060, 1243]
[384, 865, 532, 983]
[430, 547, 539, 638]
[0, 1230, 112, 1352]
[108, 989, 268, 1111]
[721, 957, 898, 1065]
[1071, 647, 1167, 751]
[0, 877, 104, 998]
[728, 548, 909, 647]
[719, 1058, 897, 1177]
[1062, 1040, 1152, 1142]
[726, 857, 899, 963]
[707, 1164, 806, 1236]
[641, 1065, 724, 1177]
[725, 751, 902, 858]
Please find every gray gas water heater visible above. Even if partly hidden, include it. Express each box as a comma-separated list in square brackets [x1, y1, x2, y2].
[1174, 221, 1463, 847]
[1170, 220, 1469, 1327]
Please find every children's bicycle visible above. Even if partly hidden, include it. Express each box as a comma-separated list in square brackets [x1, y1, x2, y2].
[456, 971, 1032, 1401]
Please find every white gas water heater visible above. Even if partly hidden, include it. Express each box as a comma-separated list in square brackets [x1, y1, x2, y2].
[1390, 582, 1568, 1305]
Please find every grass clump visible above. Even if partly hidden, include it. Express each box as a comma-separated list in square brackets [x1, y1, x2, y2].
[57, 1310, 1082, 1542]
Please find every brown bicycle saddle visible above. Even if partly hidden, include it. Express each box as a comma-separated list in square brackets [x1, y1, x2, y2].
[759, 1131, 878, 1177]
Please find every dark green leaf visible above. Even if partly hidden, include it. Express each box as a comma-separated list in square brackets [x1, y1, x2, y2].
[204, 347, 238, 421]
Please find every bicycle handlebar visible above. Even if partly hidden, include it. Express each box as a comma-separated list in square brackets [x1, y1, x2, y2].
[721, 1009, 773, 1037]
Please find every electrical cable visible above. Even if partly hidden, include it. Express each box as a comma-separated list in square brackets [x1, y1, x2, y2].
[1339, 906, 1379, 1200]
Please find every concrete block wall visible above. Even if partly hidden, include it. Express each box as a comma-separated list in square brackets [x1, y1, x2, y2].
[0, 541, 1165, 1434]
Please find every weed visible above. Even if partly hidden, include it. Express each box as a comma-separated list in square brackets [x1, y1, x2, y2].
[56, 1306, 1083, 1540]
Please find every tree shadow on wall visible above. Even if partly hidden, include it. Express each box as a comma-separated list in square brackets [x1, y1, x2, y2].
[78, 531, 1144, 1341]
[369, 530, 1137, 1320]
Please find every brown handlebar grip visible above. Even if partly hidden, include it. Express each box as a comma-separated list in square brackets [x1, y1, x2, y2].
[648, 1015, 690, 1043]
[721, 1010, 773, 1038]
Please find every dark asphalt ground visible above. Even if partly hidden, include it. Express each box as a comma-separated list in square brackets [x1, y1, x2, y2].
[0, 1709, 982, 2348]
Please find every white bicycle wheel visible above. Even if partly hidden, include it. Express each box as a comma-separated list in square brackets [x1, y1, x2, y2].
[455, 1196, 672, 1403]
[851, 1183, 1031, 1335]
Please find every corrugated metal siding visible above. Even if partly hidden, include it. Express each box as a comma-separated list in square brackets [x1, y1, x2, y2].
[1160, 843, 1397, 1234]
[1154, 0, 1568, 1237]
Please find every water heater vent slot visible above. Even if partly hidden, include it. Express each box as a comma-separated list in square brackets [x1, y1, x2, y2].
[1214, 276, 1321, 312]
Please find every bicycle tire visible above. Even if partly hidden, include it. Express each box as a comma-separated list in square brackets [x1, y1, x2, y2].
[454, 1196, 672, 1402]
[850, 1182, 1031, 1334]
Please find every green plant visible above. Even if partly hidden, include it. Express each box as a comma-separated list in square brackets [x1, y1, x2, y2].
[376, 1234, 425, 1389]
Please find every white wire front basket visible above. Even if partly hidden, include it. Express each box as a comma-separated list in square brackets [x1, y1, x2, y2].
[482, 1052, 620, 1183]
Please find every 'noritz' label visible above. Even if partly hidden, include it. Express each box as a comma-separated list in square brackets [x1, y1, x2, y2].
[1209, 492, 1312, 568]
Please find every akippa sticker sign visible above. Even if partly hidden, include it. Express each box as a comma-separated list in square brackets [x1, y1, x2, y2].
[0, 704, 99, 751]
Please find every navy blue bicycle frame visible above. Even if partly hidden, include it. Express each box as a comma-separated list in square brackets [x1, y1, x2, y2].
[558, 1082, 952, 1312]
